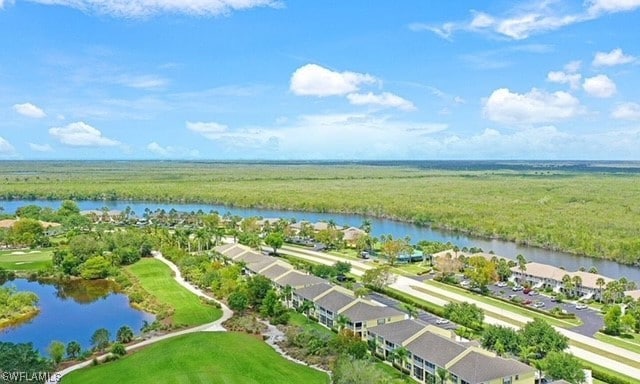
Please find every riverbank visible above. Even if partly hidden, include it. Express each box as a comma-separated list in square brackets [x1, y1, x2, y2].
[1, 163, 640, 265]
[0, 307, 39, 330]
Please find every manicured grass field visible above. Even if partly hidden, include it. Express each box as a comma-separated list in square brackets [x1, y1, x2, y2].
[0, 249, 52, 271]
[126, 259, 221, 326]
[62, 332, 330, 384]
[595, 331, 640, 354]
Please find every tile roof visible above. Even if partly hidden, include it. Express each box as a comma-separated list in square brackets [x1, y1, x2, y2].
[447, 350, 533, 383]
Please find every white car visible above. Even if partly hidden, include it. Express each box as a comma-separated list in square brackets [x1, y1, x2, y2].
[496, 281, 508, 287]
[533, 301, 545, 308]
[575, 303, 588, 310]
[512, 285, 524, 291]
[435, 318, 450, 324]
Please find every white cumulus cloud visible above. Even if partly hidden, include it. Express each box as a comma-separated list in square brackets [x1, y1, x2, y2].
[483, 88, 583, 124]
[186, 121, 229, 139]
[147, 142, 199, 158]
[346, 92, 416, 111]
[547, 71, 582, 89]
[583, 75, 617, 98]
[612, 102, 640, 120]
[13, 102, 47, 118]
[587, 0, 640, 14]
[49, 122, 120, 147]
[27, 0, 279, 18]
[290, 64, 377, 97]
[0, 136, 15, 154]
[592, 48, 636, 66]
[29, 143, 53, 152]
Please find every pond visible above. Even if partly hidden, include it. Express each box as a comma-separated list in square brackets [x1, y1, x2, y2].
[0, 278, 154, 355]
[2, 199, 639, 284]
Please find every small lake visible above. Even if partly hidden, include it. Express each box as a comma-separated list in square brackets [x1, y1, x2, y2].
[2, 199, 639, 284]
[0, 278, 154, 355]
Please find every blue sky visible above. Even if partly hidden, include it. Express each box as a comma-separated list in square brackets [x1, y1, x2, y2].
[1, 0, 639, 160]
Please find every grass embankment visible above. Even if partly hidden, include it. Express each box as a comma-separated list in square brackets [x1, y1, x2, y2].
[595, 332, 640, 354]
[0, 249, 53, 271]
[1, 162, 640, 264]
[126, 259, 221, 326]
[62, 332, 329, 384]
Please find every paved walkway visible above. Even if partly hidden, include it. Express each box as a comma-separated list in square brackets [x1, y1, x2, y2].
[277, 245, 640, 379]
[47, 253, 233, 383]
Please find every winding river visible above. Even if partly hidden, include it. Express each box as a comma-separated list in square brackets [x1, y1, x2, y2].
[2, 199, 639, 284]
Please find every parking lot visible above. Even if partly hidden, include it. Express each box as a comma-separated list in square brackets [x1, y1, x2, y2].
[368, 292, 458, 331]
[485, 283, 604, 336]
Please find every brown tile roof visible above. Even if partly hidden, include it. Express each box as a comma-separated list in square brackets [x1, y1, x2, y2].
[447, 350, 533, 383]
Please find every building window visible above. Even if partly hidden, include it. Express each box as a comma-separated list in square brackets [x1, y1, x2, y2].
[413, 366, 424, 380]
[503, 377, 512, 384]
[377, 318, 386, 325]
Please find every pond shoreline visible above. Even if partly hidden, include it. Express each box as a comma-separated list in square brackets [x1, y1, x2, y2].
[0, 308, 40, 331]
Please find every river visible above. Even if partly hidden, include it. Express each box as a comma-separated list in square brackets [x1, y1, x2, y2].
[2, 199, 638, 284]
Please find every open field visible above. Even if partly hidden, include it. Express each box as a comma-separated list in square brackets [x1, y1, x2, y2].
[126, 259, 221, 326]
[0, 248, 52, 271]
[1, 161, 640, 263]
[62, 332, 330, 384]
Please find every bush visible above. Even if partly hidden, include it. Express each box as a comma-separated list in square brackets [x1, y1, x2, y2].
[111, 343, 127, 356]
[585, 365, 635, 384]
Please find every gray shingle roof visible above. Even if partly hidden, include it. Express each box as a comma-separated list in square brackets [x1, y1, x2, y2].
[406, 332, 466, 367]
[245, 256, 279, 273]
[315, 290, 354, 312]
[213, 243, 239, 254]
[236, 251, 269, 264]
[367, 319, 427, 345]
[225, 246, 251, 259]
[339, 301, 404, 323]
[447, 351, 533, 384]
[295, 283, 333, 301]
[275, 271, 326, 288]
[259, 264, 292, 280]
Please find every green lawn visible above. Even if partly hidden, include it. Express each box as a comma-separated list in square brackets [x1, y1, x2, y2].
[126, 259, 221, 326]
[288, 312, 334, 336]
[0, 249, 52, 271]
[62, 332, 330, 384]
[595, 331, 640, 355]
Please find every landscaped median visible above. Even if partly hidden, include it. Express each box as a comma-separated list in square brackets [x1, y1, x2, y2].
[61, 332, 330, 384]
[125, 258, 222, 326]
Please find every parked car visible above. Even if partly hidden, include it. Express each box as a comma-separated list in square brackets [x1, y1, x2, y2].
[533, 301, 545, 308]
[512, 285, 523, 291]
[575, 303, 588, 310]
[435, 318, 449, 324]
[523, 299, 533, 305]
[528, 290, 538, 296]
[460, 280, 471, 287]
[523, 287, 532, 294]
[508, 294, 517, 299]
[496, 281, 508, 287]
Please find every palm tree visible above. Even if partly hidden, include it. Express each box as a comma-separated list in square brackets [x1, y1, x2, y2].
[572, 275, 583, 297]
[596, 277, 606, 302]
[281, 285, 293, 308]
[403, 303, 418, 319]
[336, 314, 350, 332]
[116, 326, 134, 344]
[392, 346, 410, 373]
[360, 219, 372, 234]
[562, 274, 574, 297]
[298, 300, 314, 320]
[436, 367, 449, 384]
[516, 254, 527, 273]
